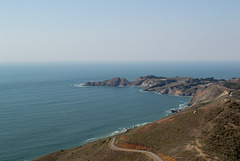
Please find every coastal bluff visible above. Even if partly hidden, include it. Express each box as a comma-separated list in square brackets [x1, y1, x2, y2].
[84, 75, 233, 106]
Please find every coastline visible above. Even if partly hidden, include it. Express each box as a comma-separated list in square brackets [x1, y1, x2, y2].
[83, 88, 191, 144]
[33, 76, 240, 161]
[27, 83, 191, 161]
[35, 75, 198, 159]
[84, 122, 150, 144]
[33, 97, 194, 161]
[33, 86, 192, 160]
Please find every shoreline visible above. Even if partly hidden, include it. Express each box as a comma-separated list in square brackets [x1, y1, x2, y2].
[33, 75, 240, 160]
[82, 87, 191, 144]
[33, 98, 193, 161]
[38, 81, 192, 159]
[30, 84, 191, 161]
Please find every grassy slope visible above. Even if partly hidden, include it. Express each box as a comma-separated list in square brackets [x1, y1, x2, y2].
[33, 137, 152, 161]
[116, 98, 240, 161]
[34, 98, 240, 161]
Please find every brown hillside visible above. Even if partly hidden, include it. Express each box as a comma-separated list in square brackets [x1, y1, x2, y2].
[33, 137, 152, 161]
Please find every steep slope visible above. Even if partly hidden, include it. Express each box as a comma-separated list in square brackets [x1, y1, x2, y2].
[188, 84, 230, 106]
[115, 99, 240, 161]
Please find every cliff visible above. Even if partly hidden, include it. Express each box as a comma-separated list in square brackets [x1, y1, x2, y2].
[34, 76, 240, 161]
[188, 84, 231, 106]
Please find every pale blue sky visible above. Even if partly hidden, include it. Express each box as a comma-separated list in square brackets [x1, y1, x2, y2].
[0, 0, 239, 62]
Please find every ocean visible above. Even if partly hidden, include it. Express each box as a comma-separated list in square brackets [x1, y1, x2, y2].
[0, 62, 239, 161]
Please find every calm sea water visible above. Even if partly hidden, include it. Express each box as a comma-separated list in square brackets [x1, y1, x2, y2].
[0, 62, 239, 161]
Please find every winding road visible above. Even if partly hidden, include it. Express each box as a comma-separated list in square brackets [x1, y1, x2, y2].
[109, 137, 163, 161]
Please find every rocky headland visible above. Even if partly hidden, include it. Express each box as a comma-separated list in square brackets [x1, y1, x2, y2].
[34, 76, 240, 161]
[83, 75, 233, 106]
[84, 77, 131, 86]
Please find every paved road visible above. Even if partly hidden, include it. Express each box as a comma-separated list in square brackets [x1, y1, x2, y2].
[109, 137, 163, 161]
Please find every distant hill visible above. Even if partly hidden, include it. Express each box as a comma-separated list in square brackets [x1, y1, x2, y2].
[83, 75, 227, 97]
[34, 76, 240, 161]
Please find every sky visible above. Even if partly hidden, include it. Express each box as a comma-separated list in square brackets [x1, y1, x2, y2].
[0, 0, 239, 62]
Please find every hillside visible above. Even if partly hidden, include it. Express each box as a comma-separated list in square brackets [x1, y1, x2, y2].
[34, 76, 240, 161]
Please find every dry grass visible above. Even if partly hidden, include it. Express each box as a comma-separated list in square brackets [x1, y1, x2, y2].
[116, 99, 240, 161]
[158, 153, 176, 161]
[33, 137, 152, 161]
[34, 97, 240, 161]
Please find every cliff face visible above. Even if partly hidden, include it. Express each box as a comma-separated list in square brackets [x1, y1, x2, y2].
[188, 84, 231, 106]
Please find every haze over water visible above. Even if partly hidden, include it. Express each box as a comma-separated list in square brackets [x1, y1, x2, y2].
[0, 62, 239, 161]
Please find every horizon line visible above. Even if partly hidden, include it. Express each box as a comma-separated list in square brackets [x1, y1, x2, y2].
[1, 60, 240, 64]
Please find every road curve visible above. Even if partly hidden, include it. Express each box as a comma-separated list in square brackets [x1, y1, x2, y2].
[109, 137, 163, 161]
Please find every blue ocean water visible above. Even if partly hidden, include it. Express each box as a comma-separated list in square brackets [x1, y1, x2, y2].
[0, 62, 239, 161]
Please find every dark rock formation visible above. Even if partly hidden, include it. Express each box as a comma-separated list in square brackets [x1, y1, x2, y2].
[84, 77, 131, 86]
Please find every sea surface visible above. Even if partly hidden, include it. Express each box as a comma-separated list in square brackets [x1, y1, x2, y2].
[0, 62, 239, 161]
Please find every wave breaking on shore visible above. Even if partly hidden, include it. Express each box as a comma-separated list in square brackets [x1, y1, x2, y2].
[85, 122, 149, 143]
[72, 83, 88, 87]
[165, 101, 189, 115]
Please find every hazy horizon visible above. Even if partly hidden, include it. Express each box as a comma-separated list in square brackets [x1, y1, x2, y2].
[1, 0, 239, 62]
